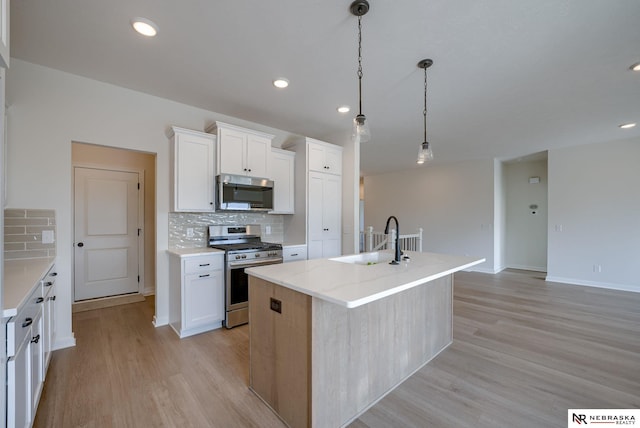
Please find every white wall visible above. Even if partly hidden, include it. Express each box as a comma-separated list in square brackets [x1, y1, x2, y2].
[341, 135, 359, 255]
[363, 159, 496, 272]
[493, 159, 506, 272]
[504, 159, 548, 271]
[547, 138, 640, 292]
[5, 60, 304, 348]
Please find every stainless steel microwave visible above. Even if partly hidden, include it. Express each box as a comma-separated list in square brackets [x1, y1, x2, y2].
[216, 174, 274, 212]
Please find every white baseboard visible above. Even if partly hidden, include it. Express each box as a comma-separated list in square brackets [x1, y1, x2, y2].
[467, 266, 502, 274]
[545, 276, 639, 293]
[143, 287, 155, 296]
[153, 315, 168, 327]
[507, 264, 547, 273]
[53, 334, 76, 350]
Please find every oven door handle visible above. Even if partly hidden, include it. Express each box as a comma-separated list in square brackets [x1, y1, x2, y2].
[228, 258, 282, 268]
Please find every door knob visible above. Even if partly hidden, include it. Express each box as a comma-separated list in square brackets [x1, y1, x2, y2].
[77, 242, 84, 247]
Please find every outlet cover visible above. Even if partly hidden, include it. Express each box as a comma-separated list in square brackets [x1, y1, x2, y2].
[42, 230, 55, 244]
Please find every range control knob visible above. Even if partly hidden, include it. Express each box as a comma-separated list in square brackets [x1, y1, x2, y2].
[235, 255, 241, 260]
[255, 253, 261, 258]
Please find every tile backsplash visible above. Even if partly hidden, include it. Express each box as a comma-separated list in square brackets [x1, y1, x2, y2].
[169, 212, 284, 249]
[5, 209, 57, 260]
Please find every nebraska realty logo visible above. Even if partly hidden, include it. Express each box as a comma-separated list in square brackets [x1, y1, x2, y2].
[569, 409, 638, 426]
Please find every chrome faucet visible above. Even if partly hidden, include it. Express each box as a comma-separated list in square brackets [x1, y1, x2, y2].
[384, 216, 402, 265]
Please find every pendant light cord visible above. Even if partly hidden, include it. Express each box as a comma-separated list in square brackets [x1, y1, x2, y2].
[357, 15, 363, 116]
[423, 65, 428, 143]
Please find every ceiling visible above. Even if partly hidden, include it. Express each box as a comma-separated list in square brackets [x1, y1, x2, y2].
[10, 0, 640, 175]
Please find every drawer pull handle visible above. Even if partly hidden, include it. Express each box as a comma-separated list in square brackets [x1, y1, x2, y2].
[22, 318, 33, 328]
[36, 297, 44, 304]
[45, 281, 53, 287]
[50, 272, 58, 277]
[199, 263, 210, 267]
[290, 253, 298, 256]
[49, 296, 57, 301]
[31, 334, 40, 344]
[199, 274, 210, 278]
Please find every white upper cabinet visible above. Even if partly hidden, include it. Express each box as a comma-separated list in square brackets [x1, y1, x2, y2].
[170, 127, 216, 212]
[269, 148, 295, 214]
[208, 121, 274, 178]
[307, 138, 342, 175]
[0, 0, 9, 68]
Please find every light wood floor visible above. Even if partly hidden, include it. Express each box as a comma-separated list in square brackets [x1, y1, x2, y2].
[34, 270, 640, 428]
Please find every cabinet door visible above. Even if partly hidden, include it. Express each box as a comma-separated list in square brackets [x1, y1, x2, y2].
[174, 131, 215, 212]
[307, 143, 327, 173]
[8, 328, 32, 428]
[246, 134, 271, 178]
[322, 174, 342, 244]
[324, 146, 343, 175]
[44, 284, 56, 369]
[270, 149, 294, 214]
[218, 127, 247, 176]
[184, 270, 224, 330]
[30, 310, 44, 418]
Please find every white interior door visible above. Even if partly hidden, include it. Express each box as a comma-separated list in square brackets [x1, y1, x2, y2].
[74, 168, 140, 301]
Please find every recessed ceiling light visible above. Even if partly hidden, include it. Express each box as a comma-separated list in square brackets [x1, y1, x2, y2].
[273, 78, 289, 89]
[337, 106, 350, 113]
[132, 18, 158, 37]
[619, 122, 636, 129]
[630, 62, 640, 72]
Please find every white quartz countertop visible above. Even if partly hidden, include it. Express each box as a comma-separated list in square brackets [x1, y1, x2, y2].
[246, 250, 485, 308]
[4, 257, 56, 318]
[167, 248, 225, 257]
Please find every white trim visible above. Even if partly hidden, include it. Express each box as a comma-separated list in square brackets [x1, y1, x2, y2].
[506, 264, 547, 273]
[152, 315, 168, 327]
[53, 334, 76, 350]
[545, 276, 640, 293]
[468, 266, 503, 274]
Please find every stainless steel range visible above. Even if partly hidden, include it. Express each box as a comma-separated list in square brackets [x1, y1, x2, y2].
[208, 225, 283, 328]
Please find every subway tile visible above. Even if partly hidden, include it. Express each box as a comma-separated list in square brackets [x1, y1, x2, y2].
[26, 209, 56, 218]
[4, 243, 25, 251]
[4, 250, 50, 260]
[4, 226, 26, 235]
[4, 209, 26, 218]
[27, 242, 56, 250]
[5, 234, 40, 243]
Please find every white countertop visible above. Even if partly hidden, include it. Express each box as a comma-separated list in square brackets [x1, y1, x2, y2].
[4, 257, 56, 318]
[167, 248, 225, 257]
[246, 250, 485, 308]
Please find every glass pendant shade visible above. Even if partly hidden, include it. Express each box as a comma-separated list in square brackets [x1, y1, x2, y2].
[416, 141, 433, 164]
[352, 114, 371, 143]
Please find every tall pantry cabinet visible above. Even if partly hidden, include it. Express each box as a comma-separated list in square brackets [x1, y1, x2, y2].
[285, 138, 342, 259]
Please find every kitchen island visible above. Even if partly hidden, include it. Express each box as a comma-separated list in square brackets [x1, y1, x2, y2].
[246, 250, 484, 428]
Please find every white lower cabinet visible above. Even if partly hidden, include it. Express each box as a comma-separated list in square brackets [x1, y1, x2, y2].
[7, 323, 31, 428]
[283, 245, 307, 262]
[169, 252, 225, 338]
[6, 262, 57, 428]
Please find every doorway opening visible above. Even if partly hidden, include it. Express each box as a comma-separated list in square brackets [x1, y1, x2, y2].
[72, 142, 156, 310]
[503, 152, 548, 273]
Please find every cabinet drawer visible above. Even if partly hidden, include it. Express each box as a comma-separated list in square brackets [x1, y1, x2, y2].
[7, 286, 44, 358]
[184, 255, 222, 274]
[283, 245, 307, 262]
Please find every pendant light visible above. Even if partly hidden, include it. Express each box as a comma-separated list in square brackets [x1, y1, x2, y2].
[417, 59, 434, 164]
[350, 0, 371, 143]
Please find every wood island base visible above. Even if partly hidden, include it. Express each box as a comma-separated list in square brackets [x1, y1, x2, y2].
[248, 274, 453, 428]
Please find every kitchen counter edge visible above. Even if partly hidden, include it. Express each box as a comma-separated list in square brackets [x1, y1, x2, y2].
[4, 257, 56, 318]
